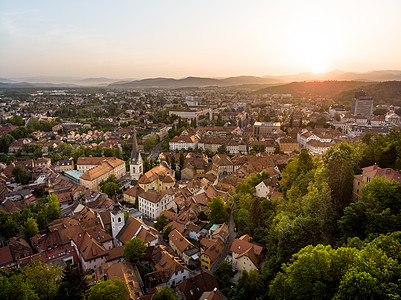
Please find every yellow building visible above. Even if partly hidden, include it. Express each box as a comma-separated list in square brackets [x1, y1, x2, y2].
[200, 238, 223, 269]
[80, 157, 126, 191]
[123, 185, 144, 205]
[138, 165, 175, 192]
[353, 165, 401, 201]
[278, 138, 299, 154]
[57, 159, 75, 172]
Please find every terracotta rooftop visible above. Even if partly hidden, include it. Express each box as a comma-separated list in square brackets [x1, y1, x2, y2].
[169, 229, 194, 253]
[177, 272, 219, 300]
[362, 165, 401, 184]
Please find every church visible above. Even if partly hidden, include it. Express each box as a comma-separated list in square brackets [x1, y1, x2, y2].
[129, 129, 143, 183]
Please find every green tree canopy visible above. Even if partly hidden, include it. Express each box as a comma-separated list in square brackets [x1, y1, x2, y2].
[23, 259, 63, 300]
[155, 214, 167, 231]
[144, 135, 158, 152]
[88, 278, 129, 300]
[55, 263, 89, 300]
[208, 196, 229, 224]
[21, 217, 38, 240]
[123, 237, 146, 262]
[12, 165, 28, 184]
[270, 231, 401, 300]
[152, 286, 179, 300]
[339, 177, 401, 240]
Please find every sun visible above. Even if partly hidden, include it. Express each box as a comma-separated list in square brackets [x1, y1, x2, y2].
[285, 15, 339, 74]
[292, 30, 332, 73]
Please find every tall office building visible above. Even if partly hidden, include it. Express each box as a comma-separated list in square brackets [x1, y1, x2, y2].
[351, 91, 373, 118]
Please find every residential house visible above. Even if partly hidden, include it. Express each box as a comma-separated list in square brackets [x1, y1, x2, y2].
[200, 238, 224, 269]
[116, 216, 159, 247]
[138, 189, 176, 220]
[278, 138, 299, 154]
[145, 245, 190, 288]
[71, 232, 108, 271]
[169, 229, 198, 265]
[123, 185, 144, 205]
[56, 159, 75, 172]
[353, 165, 401, 200]
[176, 272, 219, 300]
[229, 234, 263, 272]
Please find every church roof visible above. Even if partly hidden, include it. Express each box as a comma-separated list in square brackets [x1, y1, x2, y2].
[130, 129, 141, 164]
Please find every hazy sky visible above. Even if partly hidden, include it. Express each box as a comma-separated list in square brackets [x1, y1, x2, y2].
[1, 0, 401, 79]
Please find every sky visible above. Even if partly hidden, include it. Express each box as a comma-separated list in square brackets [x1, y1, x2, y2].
[1, 0, 401, 79]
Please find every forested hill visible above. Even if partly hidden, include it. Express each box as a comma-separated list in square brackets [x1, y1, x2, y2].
[256, 81, 373, 98]
[333, 81, 401, 105]
[256, 80, 401, 106]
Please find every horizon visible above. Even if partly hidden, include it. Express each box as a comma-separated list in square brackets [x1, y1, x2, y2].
[1, 1, 401, 78]
[4, 69, 401, 82]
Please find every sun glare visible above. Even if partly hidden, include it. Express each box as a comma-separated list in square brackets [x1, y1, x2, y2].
[284, 9, 341, 75]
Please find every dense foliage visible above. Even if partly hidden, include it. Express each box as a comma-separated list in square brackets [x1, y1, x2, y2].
[0, 193, 60, 241]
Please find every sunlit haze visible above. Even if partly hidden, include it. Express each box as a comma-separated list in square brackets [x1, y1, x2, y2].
[1, 0, 401, 79]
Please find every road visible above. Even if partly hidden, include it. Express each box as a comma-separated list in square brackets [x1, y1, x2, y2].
[148, 140, 163, 160]
[210, 209, 236, 273]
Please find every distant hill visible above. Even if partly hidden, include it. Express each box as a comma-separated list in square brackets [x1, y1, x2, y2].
[0, 82, 77, 88]
[78, 77, 123, 86]
[256, 81, 374, 98]
[2, 70, 401, 88]
[108, 76, 281, 88]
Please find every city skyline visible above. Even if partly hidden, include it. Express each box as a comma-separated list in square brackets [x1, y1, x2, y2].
[1, 0, 401, 78]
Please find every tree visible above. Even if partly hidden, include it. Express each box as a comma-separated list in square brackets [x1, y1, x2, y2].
[231, 270, 265, 300]
[9, 114, 24, 126]
[103, 147, 113, 157]
[248, 198, 264, 237]
[208, 197, 229, 224]
[72, 147, 85, 162]
[88, 278, 129, 300]
[0, 271, 39, 300]
[163, 226, 173, 240]
[47, 194, 61, 221]
[21, 217, 38, 240]
[198, 210, 208, 221]
[0, 211, 19, 240]
[12, 165, 28, 184]
[269, 244, 358, 300]
[339, 177, 401, 240]
[322, 143, 358, 214]
[55, 263, 89, 300]
[179, 152, 185, 170]
[101, 182, 120, 198]
[23, 259, 63, 300]
[99, 175, 122, 198]
[10, 126, 29, 139]
[217, 144, 227, 154]
[155, 214, 167, 231]
[0, 134, 15, 153]
[152, 286, 178, 300]
[123, 237, 146, 262]
[213, 259, 235, 292]
[269, 232, 401, 300]
[144, 135, 158, 152]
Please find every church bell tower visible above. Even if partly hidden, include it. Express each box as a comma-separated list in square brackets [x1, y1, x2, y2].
[130, 129, 143, 182]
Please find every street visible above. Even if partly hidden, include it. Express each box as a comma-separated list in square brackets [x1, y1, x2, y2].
[210, 209, 236, 273]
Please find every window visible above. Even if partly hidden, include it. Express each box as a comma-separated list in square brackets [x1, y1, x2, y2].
[118, 217, 121, 222]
